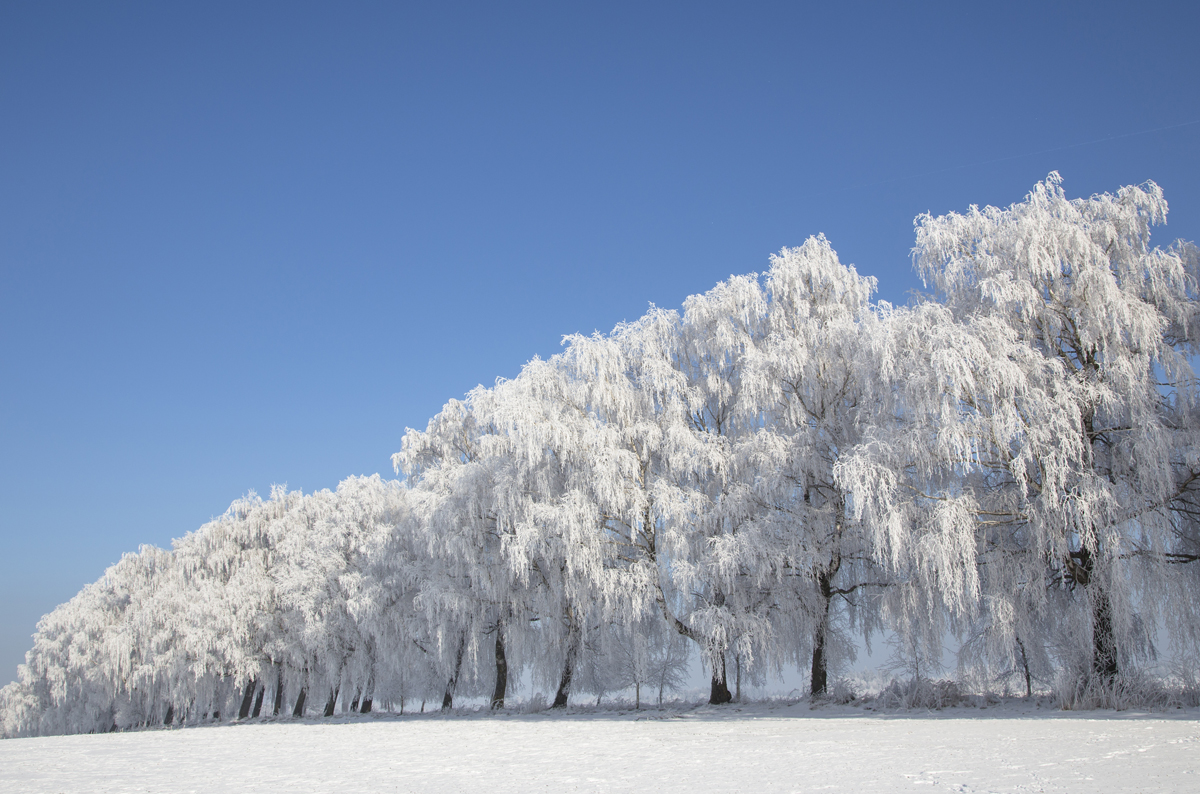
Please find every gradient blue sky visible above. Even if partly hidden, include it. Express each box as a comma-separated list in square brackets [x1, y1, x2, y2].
[3, 1, 1198, 682]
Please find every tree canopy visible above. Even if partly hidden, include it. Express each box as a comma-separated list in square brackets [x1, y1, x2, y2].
[4, 175, 1198, 737]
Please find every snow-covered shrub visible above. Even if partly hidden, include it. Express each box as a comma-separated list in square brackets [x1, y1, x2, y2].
[826, 678, 857, 705]
[522, 693, 547, 713]
[1056, 665, 1200, 711]
[872, 677, 964, 710]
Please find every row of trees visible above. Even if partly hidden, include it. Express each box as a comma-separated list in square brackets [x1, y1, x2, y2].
[0, 476, 691, 738]
[4, 175, 1199, 737]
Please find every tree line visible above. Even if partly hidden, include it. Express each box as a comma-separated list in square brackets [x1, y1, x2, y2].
[4, 174, 1199, 737]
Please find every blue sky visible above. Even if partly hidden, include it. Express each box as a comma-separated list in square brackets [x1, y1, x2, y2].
[2, 1, 1198, 682]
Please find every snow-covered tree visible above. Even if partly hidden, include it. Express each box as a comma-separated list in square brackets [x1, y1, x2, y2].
[6, 174, 1198, 738]
[397, 388, 535, 710]
[741, 236, 891, 695]
[843, 174, 1200, 687]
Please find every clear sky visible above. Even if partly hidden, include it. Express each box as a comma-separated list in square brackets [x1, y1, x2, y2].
[2, 1, 1198, 683]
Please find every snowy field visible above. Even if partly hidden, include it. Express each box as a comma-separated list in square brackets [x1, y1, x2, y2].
[2, 701, 1197, 793]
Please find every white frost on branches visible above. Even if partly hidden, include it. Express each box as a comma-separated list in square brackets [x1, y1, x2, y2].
[4, 176, 1198, 737]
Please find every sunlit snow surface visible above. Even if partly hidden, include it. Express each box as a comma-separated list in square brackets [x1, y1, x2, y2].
[2, 701, 1197, 793]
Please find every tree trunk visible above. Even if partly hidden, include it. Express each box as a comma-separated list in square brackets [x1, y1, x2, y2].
[1091, 585, 1118, 680]
[1077, 545, 1118, 680]
[359, 637, 377, 714]
[292, 687, 307, 717]
[238, 678, 257, 720]
[360, 667, 375, 714]
[552, 622, 581, 708]
[1079, 411, 1118, 682]
[251, 685, 265, 718]
[709, 674, 733, 704]
[709, 653, 733, 704]
[163, 704, 174, 726]
[323, 685, 339, 717]
[552, 659, 574, 708]
[442, 635, 466, 711]
[491, 620, 508, 710]
[1015, 636, 1033, 698]
[350, 688, 361, 713]
[810, 629, 828, 697]
[810, 566, 834, 696]
[272, 667, 284, 716]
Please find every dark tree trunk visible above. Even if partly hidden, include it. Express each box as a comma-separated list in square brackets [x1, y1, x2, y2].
[272, 667, 284, 716]
[360, 667, 375, 714]
[705, 588, 733, 705]
[709, 653, 733, 704]
[442, 635, 466, 711]
[323, 685, 340, 717]
[1078, 412, 1118, 682]
[810, 631, 828, 697]
[552, 623, 581, 708]
[810, 566, 834, 696]
[163, 704, 174, 726]
[1015, 636, 1033, 698]
[292, 687, 307, 717]
[238, 679, 257, 720]
[350, 688, 361, 713]
[552, 659, 574, 708]
[1077, 545, 1118, 680]
[1091, 586, 1118, 680]
[491, 620, 508, 710]
[251, 685, 265, 718]
[709, 672, 733, 704]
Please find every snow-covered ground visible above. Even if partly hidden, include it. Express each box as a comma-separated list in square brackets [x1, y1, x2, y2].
[2, 701, 1197, 793]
